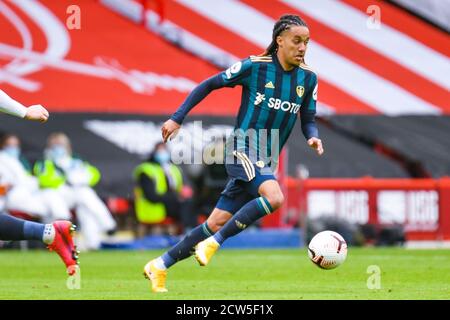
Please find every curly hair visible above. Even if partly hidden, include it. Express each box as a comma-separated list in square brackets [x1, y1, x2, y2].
[262, 14, 308, 56]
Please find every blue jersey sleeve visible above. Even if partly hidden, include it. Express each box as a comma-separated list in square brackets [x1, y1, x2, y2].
[300, 73, 319, 139]
[220, 58, 253, 88]
[170, 74, 224, 124]
[170, 58, 252, 124]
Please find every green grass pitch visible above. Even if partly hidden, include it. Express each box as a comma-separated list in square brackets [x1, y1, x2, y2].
[0, 248, 449, 299]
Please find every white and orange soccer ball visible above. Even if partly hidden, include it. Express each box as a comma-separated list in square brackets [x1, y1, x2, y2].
[308, 231, 348, 270]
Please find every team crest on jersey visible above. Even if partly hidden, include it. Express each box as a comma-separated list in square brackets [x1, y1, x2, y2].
[296, 86, 305, 98]
[255, 161, 265, 168]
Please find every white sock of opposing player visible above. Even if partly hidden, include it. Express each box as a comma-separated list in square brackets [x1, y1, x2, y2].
[42, 224, 56, 244]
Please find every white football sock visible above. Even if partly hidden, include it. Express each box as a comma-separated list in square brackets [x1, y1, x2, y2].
[42, 224, 55, 244]
[153, 257, 167, 270]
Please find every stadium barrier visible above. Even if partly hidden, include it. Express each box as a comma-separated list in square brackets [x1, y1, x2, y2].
[272, 177, 450, 241]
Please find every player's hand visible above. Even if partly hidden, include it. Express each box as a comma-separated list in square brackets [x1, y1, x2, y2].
[24, 104, 49, 123]
[161, 119, 181, 143]
[307, 137, 324, 156]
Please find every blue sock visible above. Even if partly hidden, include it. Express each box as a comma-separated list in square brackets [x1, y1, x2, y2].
[213, 196, 273, 245]
[23, 221, 46, 242]
[0, 213, 44, 242]
[162, 222, 214, 268]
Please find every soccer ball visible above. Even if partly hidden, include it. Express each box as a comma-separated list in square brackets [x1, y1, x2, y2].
[308, 231, 348, 270]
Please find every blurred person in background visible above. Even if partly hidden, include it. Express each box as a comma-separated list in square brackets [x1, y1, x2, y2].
[0, 133, 71, 223]
[191, 136, 229, 219]
[133, 142, 195, 235]
[0, 89, 78, 274]
[34, 132, 117, 251]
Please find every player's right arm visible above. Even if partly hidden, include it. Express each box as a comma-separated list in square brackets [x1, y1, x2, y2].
[299, 73, 323, 156]
[162, 59, 253, 142]
[0, 90, 49, 122]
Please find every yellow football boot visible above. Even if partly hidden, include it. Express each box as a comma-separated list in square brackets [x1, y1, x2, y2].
[194, 237, 220, 266]
[143, 260, 168, 293]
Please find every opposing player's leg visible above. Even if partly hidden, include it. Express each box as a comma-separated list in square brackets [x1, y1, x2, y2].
[0, 213, 79, 274]
[195, 165, 284, 266]
[47, 220, 79, 275]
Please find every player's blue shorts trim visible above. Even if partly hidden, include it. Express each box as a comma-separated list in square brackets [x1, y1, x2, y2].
[215, 151, 276, 215]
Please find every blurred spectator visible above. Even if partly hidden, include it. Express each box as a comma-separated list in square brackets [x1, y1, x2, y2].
[0, 133, 70, 222]
[33, 132, 117, 250]
[190, 136, 228, 217]
[133, 142, 195, 235]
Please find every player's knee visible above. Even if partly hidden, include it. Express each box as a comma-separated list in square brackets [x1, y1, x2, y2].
[206, 218, 225, 233]
[265, 193, 285, 211]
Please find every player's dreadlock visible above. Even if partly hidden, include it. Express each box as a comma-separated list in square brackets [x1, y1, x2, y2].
[262, 14, 308, 56]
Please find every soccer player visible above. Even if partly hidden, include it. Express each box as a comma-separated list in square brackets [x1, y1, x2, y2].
[144, 15, 323, 292]
[0, 89, 79, 275]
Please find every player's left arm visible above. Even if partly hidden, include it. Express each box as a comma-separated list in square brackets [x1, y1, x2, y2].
[0, 90, 49, 122]
[300, 74, 323, 156]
